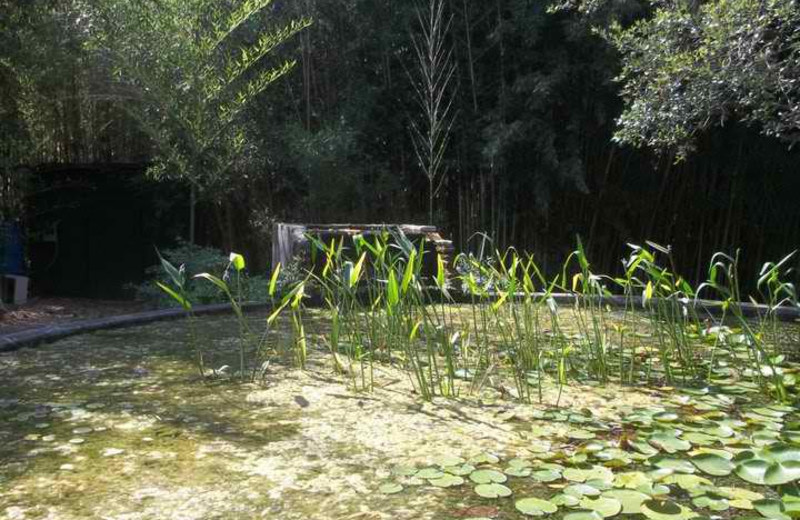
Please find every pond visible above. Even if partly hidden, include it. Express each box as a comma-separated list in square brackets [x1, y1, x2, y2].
[1, 307, 800, 520]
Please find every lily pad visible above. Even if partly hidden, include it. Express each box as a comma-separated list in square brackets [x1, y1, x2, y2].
[692, 495, 729, 511]
[515, 497, 558, 516]
[469, 469, 507, 484]
[551, 494, 581, 507]
[601, 489, 649, 514]
[764, 461, 800, 486]
[641, 499, 695, 520]
[565, 484, 601, 497]
[379, 482, 403, 494]
[753, 499, 790, 520]
[613, 471, 650, 489]
[470, 453, 501, 465]
[649, 433, 692, 454]
[735, 459, 770, 485]
[531, 469, 562, 482]
[429, 474, 464, 488]
[475, 483, 512, 498]
[579, 496, 622, 518]
[445, 463, 476, 476]
[504, 465, 532, 477]
[563, 511, 603, 520]
[417, 468, 445, 480]
[434, 454, 466, 467]
[691, 453, 735, 476]
[653, 456, 696, 474]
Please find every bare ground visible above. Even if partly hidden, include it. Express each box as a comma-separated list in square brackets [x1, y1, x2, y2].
[0, 298, 152, 335]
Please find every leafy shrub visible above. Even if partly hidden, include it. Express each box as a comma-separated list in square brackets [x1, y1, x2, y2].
[133, 240, 272, 307]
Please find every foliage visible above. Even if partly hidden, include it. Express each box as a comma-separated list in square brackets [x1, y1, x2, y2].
[4, 0, 800, 293]
[90, 0, 310, 197]
[608, 0, 800, 155]
[134, 240, 271, 306]
[296, 231, 799, 404]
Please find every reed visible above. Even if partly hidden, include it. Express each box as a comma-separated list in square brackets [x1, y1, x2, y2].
[174, 229, 799, 404]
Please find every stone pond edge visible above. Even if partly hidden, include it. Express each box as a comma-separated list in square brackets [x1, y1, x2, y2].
[1, 294, 797, 353]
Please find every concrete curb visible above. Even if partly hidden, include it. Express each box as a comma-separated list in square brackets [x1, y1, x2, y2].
[0, 302, 272, 353]
[1, 293, 796, 354]
[535, 293, 800, 322]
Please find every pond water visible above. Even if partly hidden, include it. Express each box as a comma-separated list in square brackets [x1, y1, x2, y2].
[1, 310, 800, 519]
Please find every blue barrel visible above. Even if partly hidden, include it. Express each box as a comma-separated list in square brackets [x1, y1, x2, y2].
[0, 222, 25, 275]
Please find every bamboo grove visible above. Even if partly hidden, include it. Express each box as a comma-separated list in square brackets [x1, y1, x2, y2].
[2, 0, 799, 288]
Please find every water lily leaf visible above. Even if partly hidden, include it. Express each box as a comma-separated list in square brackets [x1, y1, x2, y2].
[736, 459, 770, 485]
[753, 408, 787, 419]
[564, 468, 591, 482]
[563, 510, 604, 520]
[445, 463, 476, 476]
[579, 496, 622, 518]
[379, 482, 403, 494]
[504, 465, 532, 477]
[692, 495, 729, 511]
[729, 498, 755, 510]
[707, 425, 735, 438]
[613, 471, 650, 489]
[690, 448, 734, 460]
[469, 469, 507, 484]
[764, 461, 800, 486]
[628, 439, 660, 456]
[416, 468, 445, 480]
[564, 484, 601, 497]
[716, 486, 764, 502]
[637, 483, 671, 497]
[569, 429, 597, 440]
[649, 433, 692, 453]
[585, 466, 614, 483]
[434, 454, 466, 467]
[764, 444, 800, 463]
[662, 473, 713, 490]
[429, 474, 464, 488]
[753, 499, 790, 520]
[515, 497, 558, 516]
[682, 432, 718, 446]
[653, 456, 696, 474]
[601, 489, 649, 514]
[508, 458, 533, 468]
[691, 453, 735, 476]
[531, 469, 562, 482]
[641, 499, 696, 520]
[475, 483, 512, 498]
[551, 494, 581, 507]
[471, 453, 501, 465]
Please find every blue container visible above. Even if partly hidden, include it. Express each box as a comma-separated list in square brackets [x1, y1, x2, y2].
[0, 222, 25, 275]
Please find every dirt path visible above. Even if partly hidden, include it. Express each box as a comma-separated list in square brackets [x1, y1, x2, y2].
[0, 298, 152, 335]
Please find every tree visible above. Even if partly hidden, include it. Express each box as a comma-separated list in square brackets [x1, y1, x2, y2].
[608, 0, 800, 156]
[408, 0, 458, 225]
[93, 0, 310, 242]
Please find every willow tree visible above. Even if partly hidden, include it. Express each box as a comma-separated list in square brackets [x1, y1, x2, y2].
[408, 0, 458, 225]
[94, 0, 310, 243]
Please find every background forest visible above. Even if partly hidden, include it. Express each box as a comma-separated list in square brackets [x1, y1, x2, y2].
[1, 0, 799, 296]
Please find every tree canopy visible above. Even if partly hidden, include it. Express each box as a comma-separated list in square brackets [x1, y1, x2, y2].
[608, 0, 800, 156]
[2, 0, 799, 284]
